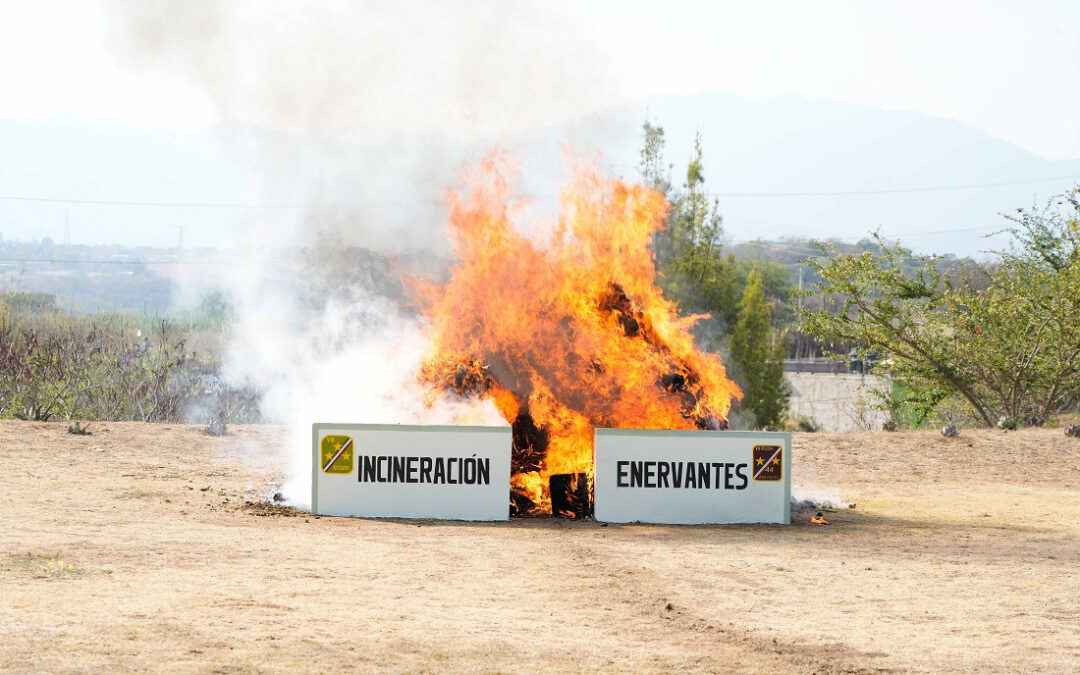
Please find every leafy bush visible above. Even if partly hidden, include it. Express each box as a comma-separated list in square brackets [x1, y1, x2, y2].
[0, 302, 259, 424]
[800, 188, 1080, 427]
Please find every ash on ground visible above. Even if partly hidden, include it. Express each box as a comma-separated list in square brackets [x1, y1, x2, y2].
[791, 488, 853, 524]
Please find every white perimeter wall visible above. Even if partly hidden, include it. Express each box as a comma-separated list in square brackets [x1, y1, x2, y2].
[786, 373, 890, 431]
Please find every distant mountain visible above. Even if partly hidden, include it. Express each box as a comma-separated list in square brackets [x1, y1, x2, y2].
[0, 117, 248, 248]
[2, 92, 1079, 256]
[501, 91, 1080, 257]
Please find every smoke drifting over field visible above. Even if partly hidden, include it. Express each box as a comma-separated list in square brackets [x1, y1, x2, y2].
[108, 1, 611, 142]
[108, 2, 751, 510]
[107, 1, 579, 503]
[224, 273, 503, 503]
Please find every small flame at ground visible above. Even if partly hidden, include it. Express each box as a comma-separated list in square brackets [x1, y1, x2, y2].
[414, 155, 741, 514]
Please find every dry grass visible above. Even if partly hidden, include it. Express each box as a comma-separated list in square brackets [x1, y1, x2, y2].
[2, 552, 90, 579]
[1, 421, 1078, 673]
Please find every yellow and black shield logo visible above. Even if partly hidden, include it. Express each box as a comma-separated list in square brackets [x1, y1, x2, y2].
[752, 445, 783, 481]
[320, 435, 354, 474]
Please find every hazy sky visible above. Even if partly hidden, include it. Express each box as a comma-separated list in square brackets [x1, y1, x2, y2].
[2, 0, 1078, 159]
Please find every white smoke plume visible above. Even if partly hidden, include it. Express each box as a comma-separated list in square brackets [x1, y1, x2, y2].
[104, 1, 586, 505]
[791, 485, 851, 510]
[105, 0, 616, 144]
[223, 253, 502, 505]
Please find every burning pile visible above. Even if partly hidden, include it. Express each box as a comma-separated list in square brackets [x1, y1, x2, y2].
[414, 156, 741, 515]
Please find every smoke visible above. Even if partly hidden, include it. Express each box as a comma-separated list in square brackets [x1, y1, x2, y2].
[104, 0, 627, 249]
[103, 1, 598, 505]
[105, 0, 617, 143]
[791, 486, 850, 509]
[224, 254, 503, 504]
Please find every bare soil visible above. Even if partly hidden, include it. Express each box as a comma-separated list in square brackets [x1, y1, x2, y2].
[2, 421, 1078, 673]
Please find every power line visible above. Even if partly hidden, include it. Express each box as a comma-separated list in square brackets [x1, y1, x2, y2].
[0, 257, 229, 266]
[880, 225, 1004, 238]
[0, 194, 273, 208]
[706, 175, 1080, 198]
[0, 222, 1007, 267]
[731, 223, 1006, 246]
[0, 174, 1076, 209]
[0, 194, 438, 209]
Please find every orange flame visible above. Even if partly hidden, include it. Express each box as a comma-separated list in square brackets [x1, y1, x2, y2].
[415, 154, 741, 513]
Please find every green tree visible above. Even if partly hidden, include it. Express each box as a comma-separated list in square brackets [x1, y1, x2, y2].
[730, 269, 790, 429]
[641, 119, 679, 281]
[734, 258, 795, 328]
[800, 190, 1080, 427]
[637, 117, 796, 342]
[649, 131, 738, 327]
[639, 119, 672, 195]
[1002, 189, 1080, 271]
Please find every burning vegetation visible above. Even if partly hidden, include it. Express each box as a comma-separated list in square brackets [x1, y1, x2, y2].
[415, 157, 741, 516]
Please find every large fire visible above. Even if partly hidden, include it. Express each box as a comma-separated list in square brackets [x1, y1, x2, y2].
[414, 155, 741, 515]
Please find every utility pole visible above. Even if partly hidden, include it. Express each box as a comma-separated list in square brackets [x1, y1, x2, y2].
[63, 210, 71, 246]
[796, 266, 804, 361]
[174, 225, 186, 250]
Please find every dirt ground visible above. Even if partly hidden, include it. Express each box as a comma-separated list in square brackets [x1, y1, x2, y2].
[1, 422, 1078, 674]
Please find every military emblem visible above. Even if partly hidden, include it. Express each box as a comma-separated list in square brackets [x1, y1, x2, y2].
[752, 445, 782, 481]
[320, 435, 354, 474]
